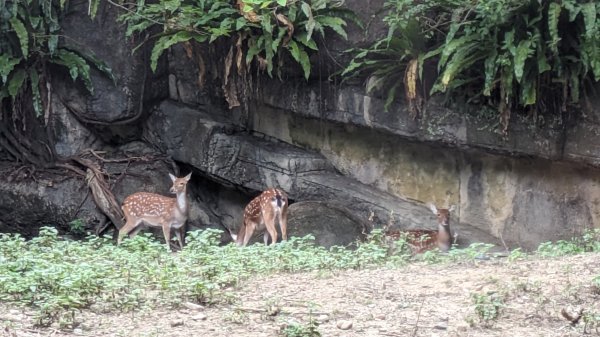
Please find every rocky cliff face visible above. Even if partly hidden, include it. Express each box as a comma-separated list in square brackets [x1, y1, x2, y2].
[1, 0, 598, 249]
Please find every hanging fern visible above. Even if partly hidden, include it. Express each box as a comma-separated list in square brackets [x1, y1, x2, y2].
[119, 0, 360, 80]
[0, 0, 114, 118]
[343, 0, 600, 133]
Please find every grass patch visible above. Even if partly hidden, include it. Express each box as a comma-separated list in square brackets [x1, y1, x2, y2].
[2, 226, 600, 328]
[0, 227, 404, 326]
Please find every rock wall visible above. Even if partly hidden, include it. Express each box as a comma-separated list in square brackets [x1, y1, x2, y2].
[2, 0, 599, 250]
[243, 102, 600, 249]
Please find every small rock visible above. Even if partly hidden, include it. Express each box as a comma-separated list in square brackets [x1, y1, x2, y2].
[434, 321, 448, 330]
[78, 323, 91, 331]
[336, 320, 353, 330]
[73, 328, 83, 334]
[456, 322, 469, 332]
[183, 302, 205, 311]
[9, 310, 21, 315]
[191, 313, 207, 321]
[375, 314, 386, 320]
[170, 319, 184, 327]
[316, 314, 329, 323]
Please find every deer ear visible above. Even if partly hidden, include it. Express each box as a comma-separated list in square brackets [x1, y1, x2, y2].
[184, 172, 192, 181]
[169, 173, 176, 182]
[427, 203, 438, 215]
[448, 205, 456, 212]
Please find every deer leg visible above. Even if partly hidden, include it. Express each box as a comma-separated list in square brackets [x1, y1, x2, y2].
[279, 207, 288, 241]
[242, 221, 257, 247]
[263, 231, 270, 245]
[162, 224, 173, 252]
[128, 223, 145, 239]
[117, 219, 142, 245]
[175, 227, 185, 250]
[263, 211, 278, 246]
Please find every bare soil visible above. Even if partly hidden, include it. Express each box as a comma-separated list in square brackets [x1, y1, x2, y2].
[2, 253, 600, 337]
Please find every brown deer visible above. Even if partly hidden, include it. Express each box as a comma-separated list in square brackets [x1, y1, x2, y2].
[230, 188, 288, 246]
[118, 172, 192, 251]
[385, 203, 456, 253]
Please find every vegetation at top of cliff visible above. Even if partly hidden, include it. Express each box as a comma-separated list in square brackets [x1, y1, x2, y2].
[343, 0, 600, 133]
[119, 0, 358, 80]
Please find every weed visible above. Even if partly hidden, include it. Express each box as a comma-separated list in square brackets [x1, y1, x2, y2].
[224, 308, 248, 324]
[68, 219, 86, 235]
[508, 248, 527, 262]
[471, 292, 505, 327]
[281, 317, 321, 337]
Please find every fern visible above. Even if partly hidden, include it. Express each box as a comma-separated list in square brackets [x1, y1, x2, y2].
[513, 40, 533, 83]
[0, 55, 21, 84]
[9, 17, 29, 58]
[580, 2, 596, 39]
[547, 2, 561, 55]
[288, 40, 311, 80]
[120, 0, 354, 84]
[150, 32, 197, 72]
[343, 0, 600, 132]
[7, 69, 26, 97]
[1, 0, 114, 122]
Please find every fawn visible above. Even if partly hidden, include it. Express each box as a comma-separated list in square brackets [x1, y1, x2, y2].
[230, 188, 289, 246]
[118, 172, 192, 251]
[385, 204, 456, 253]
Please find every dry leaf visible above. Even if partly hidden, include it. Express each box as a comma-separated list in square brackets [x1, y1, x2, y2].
[276, 13, 294, 46]
[237, 0, 261, 23]
[404, 58, 422, 119]
[183, 41, 194, 59]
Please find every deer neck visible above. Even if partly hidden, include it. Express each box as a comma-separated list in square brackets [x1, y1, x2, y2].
[175, 187, 188, 215]
[437, 222, 452, 251]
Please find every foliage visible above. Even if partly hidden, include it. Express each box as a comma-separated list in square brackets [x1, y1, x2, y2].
[0, 227, 400, 326]
[471, 291, 505, 325]
[537, 229, 600, 257]
[3, 226, 600, 327]
[119, 0, 357, 80]
[67, 219, 86, 235]
[0, 0, 114, 118]
[343, 0, 600, 132]
[281, 317, 321, 337]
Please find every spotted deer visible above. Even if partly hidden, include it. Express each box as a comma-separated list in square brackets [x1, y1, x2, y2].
[385, 204, 456, 253]
[230, 188, 288, 246]
[118, 172, 192, 251]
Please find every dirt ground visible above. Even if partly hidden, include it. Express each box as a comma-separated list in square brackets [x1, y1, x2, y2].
[2, 253, 600, 337]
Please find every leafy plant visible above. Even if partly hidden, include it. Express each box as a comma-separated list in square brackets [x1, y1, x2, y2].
[343, 0, 600, 133]
[281, 317, 321, 337]
[119, 0, 357, 80]
[0, 0, 114, 118]
[537, 229, 600, 257]
[68, 219, 86, 235]
[471, 291, 505, 326]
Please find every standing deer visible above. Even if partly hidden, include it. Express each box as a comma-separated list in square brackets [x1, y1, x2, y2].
[118, 172, 192, 251]
[385, 203, 456, 253]
[230, 188, 288, 246]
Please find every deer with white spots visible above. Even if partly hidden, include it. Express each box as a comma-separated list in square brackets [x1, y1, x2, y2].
[385, 204, 456, 253]
[230, 188, 288, 246]
[118, 172, 192, 251]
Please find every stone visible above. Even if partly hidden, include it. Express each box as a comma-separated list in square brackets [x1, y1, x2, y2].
[336, 320, 353, 330]
[183, 302, 205, 311]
